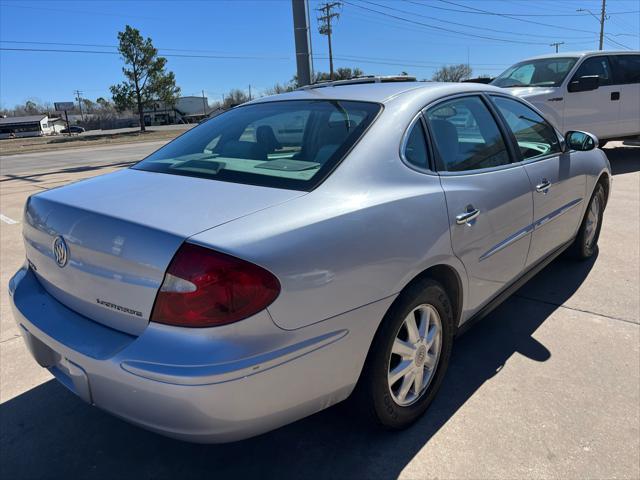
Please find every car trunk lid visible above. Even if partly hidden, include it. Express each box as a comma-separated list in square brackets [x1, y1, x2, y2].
[23, 168, 303, 335]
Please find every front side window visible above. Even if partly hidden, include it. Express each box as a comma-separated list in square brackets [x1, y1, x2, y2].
[403, 119, 429, 169]
[571, 56, 613, 86]
[491, 57, 578, 88]
[426, 96, 510, 172]
[492, 96, 562, 160]
[134, 100, 381, 191]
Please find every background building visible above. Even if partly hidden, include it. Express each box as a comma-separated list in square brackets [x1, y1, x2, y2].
[143, 96, 214, 125]
[0, 115, 66, 139]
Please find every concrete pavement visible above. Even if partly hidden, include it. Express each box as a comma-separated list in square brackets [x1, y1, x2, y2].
[0, 141, 638, 479]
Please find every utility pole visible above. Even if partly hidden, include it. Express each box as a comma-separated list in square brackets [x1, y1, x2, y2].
[578, 1, 607, 50]
[317, 2, 341, 80]
[550, 41, 564, 53]
[201, 90, 207, 117]
[248, 84, 252, 101]
[598, 0, 606, 50]
[74, 89, 84, 122]
[292, 0, 313, 86]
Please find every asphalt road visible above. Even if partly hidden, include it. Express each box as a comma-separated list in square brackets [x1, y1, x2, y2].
[0, 140, 170, 178]
[0, 141, 638, 479]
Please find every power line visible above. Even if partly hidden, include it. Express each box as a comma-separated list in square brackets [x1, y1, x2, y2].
[422, 0, 602, 35]
[604, 35, 633, 49]
[342, 0, 550, 45]
[0, 2, 162, 21]
[402, 0, 638, 17]
[325, 53, 509, 67]
[0, 47, 290, 61]
[361, 0, 597, 41]
[0, 40, 290, 59]
[0, 46, 509, 74]
[316, 54, 506, 70]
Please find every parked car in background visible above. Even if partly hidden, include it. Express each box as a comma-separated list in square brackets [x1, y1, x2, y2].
[10, 79, 611, 443]
[60, 126, 85, 134]
[492, 51, 640, 146]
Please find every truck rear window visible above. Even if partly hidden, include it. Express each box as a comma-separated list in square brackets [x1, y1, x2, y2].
[133, 100, 381, 191]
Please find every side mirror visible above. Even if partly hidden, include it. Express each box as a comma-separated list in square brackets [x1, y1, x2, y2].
[565, 130, 599, 151]
[568, 75, 599, 93]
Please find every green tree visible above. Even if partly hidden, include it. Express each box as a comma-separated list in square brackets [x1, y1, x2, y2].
[110, 25, 180, 131]
[431, 64, 472, 82]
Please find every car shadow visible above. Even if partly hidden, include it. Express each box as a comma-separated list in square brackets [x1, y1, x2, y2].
[0, 254, 597, 480]
[604, 143, 639, 176]
[0, 161, 136, 183]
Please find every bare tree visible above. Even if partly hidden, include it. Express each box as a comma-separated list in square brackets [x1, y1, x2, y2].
[264, 81, 297, 95]
[222, 89, 251, 108]
[431, 64, 473, 82]
[314, 67, 364, 82]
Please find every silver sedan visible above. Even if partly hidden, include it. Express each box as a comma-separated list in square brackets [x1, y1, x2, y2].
[10, 79, 610, 442]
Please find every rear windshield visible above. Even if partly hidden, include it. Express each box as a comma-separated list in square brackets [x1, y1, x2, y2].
[133, 100, 381, 191]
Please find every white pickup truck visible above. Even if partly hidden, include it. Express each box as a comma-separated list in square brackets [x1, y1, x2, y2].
[491, 51, 640, 145]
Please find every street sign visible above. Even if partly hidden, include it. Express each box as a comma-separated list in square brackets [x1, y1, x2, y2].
[54, 102, 75, 111]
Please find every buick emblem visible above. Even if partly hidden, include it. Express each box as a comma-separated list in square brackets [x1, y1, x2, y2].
[52, 236, 68, 268]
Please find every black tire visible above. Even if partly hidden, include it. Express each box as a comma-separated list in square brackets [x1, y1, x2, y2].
[357, 278, 455, 430]
[571, 183, 605, 260]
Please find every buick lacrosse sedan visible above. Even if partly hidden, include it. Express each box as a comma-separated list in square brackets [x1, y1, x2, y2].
[10, 78, 610, 443]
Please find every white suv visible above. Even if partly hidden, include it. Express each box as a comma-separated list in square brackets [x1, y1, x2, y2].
[492, 51, 640, 145]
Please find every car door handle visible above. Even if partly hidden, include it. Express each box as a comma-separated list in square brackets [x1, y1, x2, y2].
[611, 92, 620, 101]
[456, 207, 480, 225]
[536, 180, 551, 193]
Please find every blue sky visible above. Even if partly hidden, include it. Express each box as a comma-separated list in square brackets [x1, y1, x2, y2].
[1, 0, 638, 108]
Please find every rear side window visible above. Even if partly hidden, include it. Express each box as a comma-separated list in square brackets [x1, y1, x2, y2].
[426, 96, 510, 172]
[403, 120, 429, 169]
[571, 56, 613, 86]
[134, 100, 381, 191]
[492, 96, 562, 160]
[614, 55, 640, 84]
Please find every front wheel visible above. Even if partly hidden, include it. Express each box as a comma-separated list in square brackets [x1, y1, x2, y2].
[571, 183, 605, 259]
[358, 279, 454, 429]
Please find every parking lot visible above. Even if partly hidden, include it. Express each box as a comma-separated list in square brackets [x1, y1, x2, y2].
[0, 141, 638, 479]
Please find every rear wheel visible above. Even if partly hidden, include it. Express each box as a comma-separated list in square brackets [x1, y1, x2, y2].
[358, 279, 454, 429]
[571, 183, 605, 260]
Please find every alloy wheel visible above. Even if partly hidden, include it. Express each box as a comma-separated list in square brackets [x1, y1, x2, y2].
[584, 195, 601, 249]
[387, 304, 442, 406]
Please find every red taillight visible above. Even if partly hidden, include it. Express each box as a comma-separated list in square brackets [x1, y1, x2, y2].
[151, 243, 280, 327]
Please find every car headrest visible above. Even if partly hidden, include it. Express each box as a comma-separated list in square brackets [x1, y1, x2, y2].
[256, 125, 281, 153]
[218, 140, 267, 160]
[430, 119, 459, 167]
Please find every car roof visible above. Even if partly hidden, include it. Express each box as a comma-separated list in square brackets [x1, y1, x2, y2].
[519, 50, 638, 62]
[248, 81, 506, 105]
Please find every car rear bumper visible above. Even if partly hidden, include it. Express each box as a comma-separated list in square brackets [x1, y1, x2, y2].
[9, 266, 394, 443]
